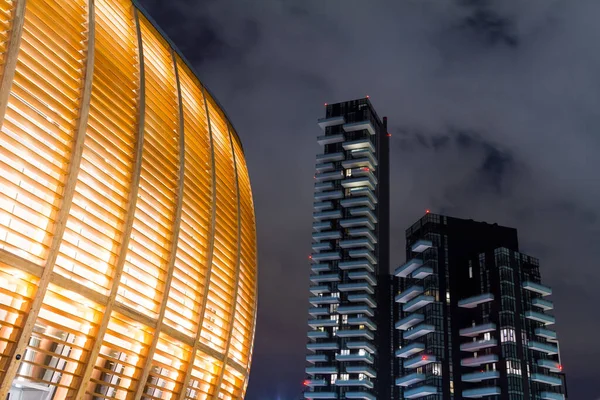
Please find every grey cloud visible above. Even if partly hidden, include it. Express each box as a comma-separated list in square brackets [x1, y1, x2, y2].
[140, 0, 600, 397]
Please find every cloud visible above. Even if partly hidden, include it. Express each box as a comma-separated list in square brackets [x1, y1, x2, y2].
[139, 0, 600, 397]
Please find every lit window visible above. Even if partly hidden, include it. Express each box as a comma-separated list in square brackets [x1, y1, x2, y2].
[330, 374, 337, 384]
[501, 328, 516, 343]
[469, 267, 473, 278]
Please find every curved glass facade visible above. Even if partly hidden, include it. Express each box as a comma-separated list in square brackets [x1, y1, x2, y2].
[0, 0, 257, 399]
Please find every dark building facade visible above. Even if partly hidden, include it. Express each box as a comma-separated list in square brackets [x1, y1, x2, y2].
[304, 98, 391, 400]
[394, 214, 566, 400]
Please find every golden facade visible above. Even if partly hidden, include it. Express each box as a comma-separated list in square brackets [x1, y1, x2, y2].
[0, 0, 258, 398]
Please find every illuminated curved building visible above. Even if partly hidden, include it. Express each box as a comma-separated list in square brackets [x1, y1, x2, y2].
[0, 0, 257, 399]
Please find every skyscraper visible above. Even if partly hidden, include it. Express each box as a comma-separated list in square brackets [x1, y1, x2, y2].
[394, 214, 566, 399]
[305, 98, 391, 399]
[0, 0, 257, 398]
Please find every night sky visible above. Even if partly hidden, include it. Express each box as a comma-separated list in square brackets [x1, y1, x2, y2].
[139, 1, 599, 398]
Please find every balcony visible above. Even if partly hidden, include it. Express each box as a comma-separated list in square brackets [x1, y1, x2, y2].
[309, 284, 330, 294]
[404, 354, 437, 369]
[348, 271, 376, 285]
[403, 295, 435, 313]
[337, 304, 374, 317]
[313, 221, 331, 231]
[395, 285, 424, 304]
[339, 259, 374, 272]
[306, 354, 328, 363]
[461, 354, 499, 367]
[528, 341, 559, 355]
[312, 242, 332, 252]
[317, 133, 345, 146]
[342, 138, 375, 151]
[307, 330, 329, 340]
[340, 217, 375, 230]
[395, 342, 425, 358]
[310, 273, 340, 283]
[315, 170, 344, 182]
[349, 249, 377, 264]
[537, 359, 562, 372]
[311, 263, 331, 273]
[308, 319, 338, 328]
[306, 342, 339, 351]
[342, 156, 376, 170]
[309, 296, 339, 305]
[531, 373, 562, 386]
[343, 119, 377, 135]
[346, 341, 376, 354]
[342, 176, 376, 191]
[458, 293, 494, 309]
[349, 207, 377, 223]
[532, 298, 554, 311]
[411, 239, 433, 253]
[461, 371, 500, 382]
[313, 210, 342, 221]
[338, 282, 374, 294]
[311, 252, 341, 262]
[348, 149, 377, 167]
[348, 227, 377, 242]
[395, 314, 424, 330]
[314, 190, 343, 201]
[348, 186, 377, 203]
[312, 231, 341, 241]
[395, 259, 423, 278]
[339, 238, 375, 251]
[347, 316, 376, 330]
[316, 152, 344, 163]
[344, 392, 376, 400]
[460, 323, 496, 337]
[304, 392, 337, 399]
[336, 328, 374, 340]
[523, 281, 552, 296]
[460, 339, 498, 352]
[308, 307, 329, 316]
[341, 196, 375, 210]
[303, 379, 327, 387]
[540, 392, 565, 400]
[412, 266, 433, 279]
[345, 365, 376, 378]
[317, 115, 345, 129]
[336, 379, 374, 389]
[403, 324, 435, 340]
[306, 366, 338, 375]
[315, 162, 334, 173]
[404, 385, 438, 399]
[314, 182, 334, 192]
[526, 311, 555, 325]
[348, 293, 376, 307]
[463, 387, 501, 398]
[395, 372, 425, 387]
[335, 352, 374, 364]
[313, 201, 333, 211]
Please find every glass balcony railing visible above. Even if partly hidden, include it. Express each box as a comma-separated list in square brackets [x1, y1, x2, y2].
[395, 342, 425, 358]
[540, 392, 565, 400]
[317, 133, 344, 146]
[342, 138, 375, 152]
[348, 227, 377, 242]
[309, 273, 340, 283]
[336, 328, 374, 340]
[461, 370, 500, 382]
[311, 252, 341, 262]
[412, 266, 433, 279]
[314, 182, 334, 192]
[395, 258, 423, 278]
[537, 359, 562, 372]
[318, 115, 345, 129]
[346, 341, 377, 354]
[314, 190, 343, 201]
[307, 330, 329, 340]
[458, 293, 494, 309]
[339, 238, 375, 251]
[303, 378, 328, 387]
[526, 311, 556, 325]
[395, 372, 425, 387]
[349, 207, 377, 223]
[337, 304, 374, 316]
[312, 231, 341, 241]
[532, 297, 554, 311]
[340, 217, 375, 230]
[342, 156, 376, 171]
[335, 379, 374, 389]
[348, 271, 376, 285]
[410, 239, 433, 253]
[306, 342, 339, 351]
[308, 307, 329, 316]
[348, 249, 377, 264]
[347, 316, 376, 330]
[346, 365, 377, 378]
[313, 201, 333, 211]
[404, 354, 437, 369]
[308, 318, 338, 328]
[316, 152, 345, 163]
[335, 352, 374, 364]
[348, 293, 376, 307]
[313, 221, 332, 231]
[343, 120, 377, 136]
[342, 176, 376, 191]
[348, 186, 377, 203]
[460, 339, 498, 352]
[395, 285, 424, 304]
[523, 281, 552, 296]
[315, 170, 344, 182]
[315, 162, 334, 173]
[309, 285, 330, 295]
[404, 385, 438, 399]
[338, 282, 374, 294]
[402, 295, 435, 313]
[312, 242, 332, 252]
[459, 323, 496, 337]
[528, 341, 559, 355]
[531, 373, 563, 386]
[461, 354, 499, 367]
[304, 392, 338, 399]
[306, 366, 338, 375]
[308, 296, 340, 305]
[341, 196, 375, 210]
[402, 324, 435, 340]
[395, 313, 424, 330]
[306, 354, 328, 363]
[463, 387, 501, 398]
[311, 263, 331, 273]
[344, 391, 376, 400]
[339, 259, 374, 272]
[313, 210, 342, 221]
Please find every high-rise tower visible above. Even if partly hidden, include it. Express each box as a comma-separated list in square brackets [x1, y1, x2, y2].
[304, 98, 391, 400]
[394, 214, 567, 400]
